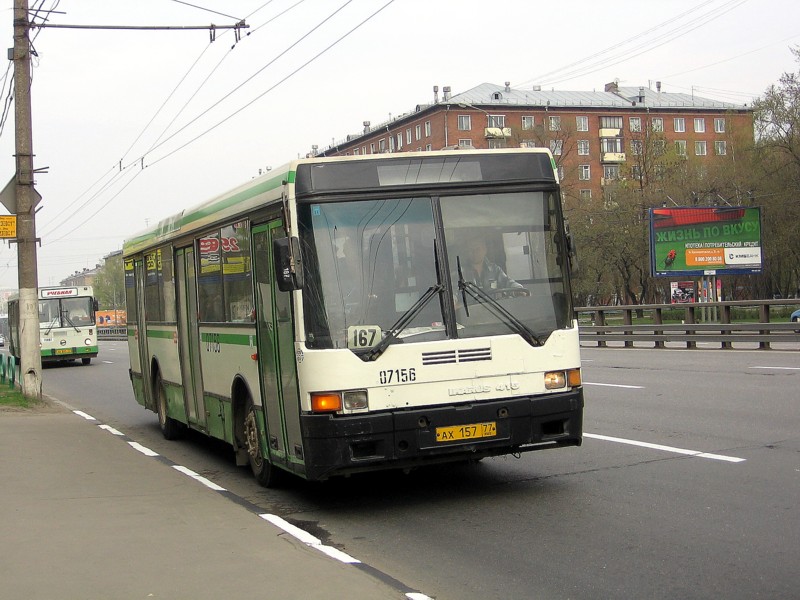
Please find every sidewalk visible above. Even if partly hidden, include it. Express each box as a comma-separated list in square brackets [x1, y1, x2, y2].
[0, 402, 408, 600]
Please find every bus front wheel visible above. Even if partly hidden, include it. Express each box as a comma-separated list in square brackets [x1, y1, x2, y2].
[243, 399, 281, 487]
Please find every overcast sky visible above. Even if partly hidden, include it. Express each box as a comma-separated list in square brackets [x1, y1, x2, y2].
[0, 0, 798, 290]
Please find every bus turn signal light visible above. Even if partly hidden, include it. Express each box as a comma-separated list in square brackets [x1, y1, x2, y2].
[311, 392, 342, 413]
[567, 368, 582, 387]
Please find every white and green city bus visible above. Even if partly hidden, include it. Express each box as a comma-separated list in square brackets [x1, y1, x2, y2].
[123, 149, 583, 486]
[8, 286, 99, 365]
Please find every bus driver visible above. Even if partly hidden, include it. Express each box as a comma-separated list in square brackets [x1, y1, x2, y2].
[461, 237, 529, 296]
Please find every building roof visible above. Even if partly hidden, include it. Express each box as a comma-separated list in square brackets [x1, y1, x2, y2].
[327, 81, 750, 153]
[450, 82, 748, 111]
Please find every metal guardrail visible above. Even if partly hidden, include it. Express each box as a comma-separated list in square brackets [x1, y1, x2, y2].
[576, 299, 800, 350]
[98, 327, 128, 341]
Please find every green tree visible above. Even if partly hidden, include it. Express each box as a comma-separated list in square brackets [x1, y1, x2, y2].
[751, 47, 800, 297]
[93, 252, 124, 311]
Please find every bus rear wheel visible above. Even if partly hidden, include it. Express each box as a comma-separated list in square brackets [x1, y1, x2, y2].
[155, 374, 183, 440]
[243, 400, 281, 487]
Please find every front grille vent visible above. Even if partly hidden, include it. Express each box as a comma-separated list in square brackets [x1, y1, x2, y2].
[422, 347, 491, 366]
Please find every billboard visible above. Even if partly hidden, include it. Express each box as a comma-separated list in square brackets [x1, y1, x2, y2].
[649, 207, 762, 277]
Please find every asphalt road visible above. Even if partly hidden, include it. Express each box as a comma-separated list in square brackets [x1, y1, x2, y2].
[41, 342, 800, 600]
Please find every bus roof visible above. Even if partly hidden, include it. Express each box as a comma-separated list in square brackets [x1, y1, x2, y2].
[122, 148, 557, 257]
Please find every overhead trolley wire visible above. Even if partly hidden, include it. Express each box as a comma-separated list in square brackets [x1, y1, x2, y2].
[39, 0, 278, 238]
[520, 0, 750, 88]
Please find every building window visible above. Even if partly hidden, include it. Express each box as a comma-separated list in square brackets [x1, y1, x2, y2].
[488, 139, 507, 149]
[396, 133, 403, 150]
[579, 189, 592, 201]
[576, 116, 589, 131]
[489, 114, 505, 128]
[520, 140, 536, 148]
[629, 117, 642, 132]
[601, 138, 622, 153]
[353, 148, 359, 155]
[379, 138, 386, 152]
[425, 144, 432, 151]
[370, 143, 375, 154]
[654, 139, 666, 156]
[549, 139, 563, 155]
[458, 115, 471, 131]
[415, 124, 422, 140]
[632, 165, 642, 180]
[651, 117, 664, 132]
[695, 140, 707, 156]
[694, 118, 705, 133]
[406, 128, 412, 144]
[714, 118, 726, 133]
[389, 136, 396, 152]
[715, 140, 727, 155]
[579, 164, 591, 180]
[603, 164, 620, 180]
[631, 139, 643, 155]
[674, 118, 685, 133]
[675, 140, 687, 156]
[577, 140, 590, 155]
[458, 139, 473, 148]
[549, 116, 561, 131]
[522, 115, 535, 130]
[600, 116, 622, 129]
[424, 121, 431, 137]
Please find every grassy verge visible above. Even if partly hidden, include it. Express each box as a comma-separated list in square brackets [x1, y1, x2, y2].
[0, 387, 33, 409]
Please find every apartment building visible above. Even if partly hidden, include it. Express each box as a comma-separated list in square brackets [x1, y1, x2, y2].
[316, 81, 753, 204]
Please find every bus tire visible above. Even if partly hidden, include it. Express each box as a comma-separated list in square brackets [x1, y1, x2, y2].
[82, 357, 91, 365]
[243, 398, 281, 487]
[155, 373, 183, 440]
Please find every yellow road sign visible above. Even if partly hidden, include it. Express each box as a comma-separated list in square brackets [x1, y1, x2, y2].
[0, 215, 17, 238]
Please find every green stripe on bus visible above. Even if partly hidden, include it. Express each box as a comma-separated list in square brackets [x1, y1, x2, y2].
[123, 170, 293, 254]
[41, 346, 98, 357]
[200, 332, 255, 346]
[146, 329, 175, 340]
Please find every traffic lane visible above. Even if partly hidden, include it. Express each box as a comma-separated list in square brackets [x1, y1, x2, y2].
[40, 343, 800, 598]
[580, 347, 799, 451]
[277, 433, 798, 600]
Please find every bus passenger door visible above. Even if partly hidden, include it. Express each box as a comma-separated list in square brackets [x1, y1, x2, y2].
[175, 247, 207, 430]
[133, 259, 152, 408]
[252, 221, 301, 471]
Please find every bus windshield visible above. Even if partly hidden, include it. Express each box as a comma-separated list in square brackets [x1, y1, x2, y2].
[39, 297, 95, 329]
[299, 188, 572, 352]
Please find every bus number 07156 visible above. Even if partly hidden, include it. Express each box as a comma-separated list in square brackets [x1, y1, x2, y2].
[379, 368, 416, 384]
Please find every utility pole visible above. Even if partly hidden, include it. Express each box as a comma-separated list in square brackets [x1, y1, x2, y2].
[13, 0, 42, 398]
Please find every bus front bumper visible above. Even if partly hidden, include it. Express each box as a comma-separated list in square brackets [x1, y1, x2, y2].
[299, 389, 583, 481]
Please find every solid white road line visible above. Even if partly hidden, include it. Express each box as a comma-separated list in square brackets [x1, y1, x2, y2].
[584, 432, 746, 463]
[584, 382, 645, 389]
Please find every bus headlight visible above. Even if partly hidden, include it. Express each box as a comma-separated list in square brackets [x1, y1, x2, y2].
[343, 390, 368, 411]
[310, 390, 369, 413]
[544, 368, 581, 390]
[84, 338, 93, 346]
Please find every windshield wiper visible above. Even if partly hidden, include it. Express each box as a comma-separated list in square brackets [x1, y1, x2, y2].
[62, 310, 81, 332]
[361, 284, 444, 362]
[458, 279, 543, 347]
[44, 316, 59, 335]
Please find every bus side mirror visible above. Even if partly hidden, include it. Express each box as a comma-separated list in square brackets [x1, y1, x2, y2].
[93, 299, 99, 312]
[273, 236, 304, 292]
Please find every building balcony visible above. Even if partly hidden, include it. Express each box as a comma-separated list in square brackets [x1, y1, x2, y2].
[599, 128, 622, 138]
[601, 152, 626, 163]
[484, 127, 512, 139]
